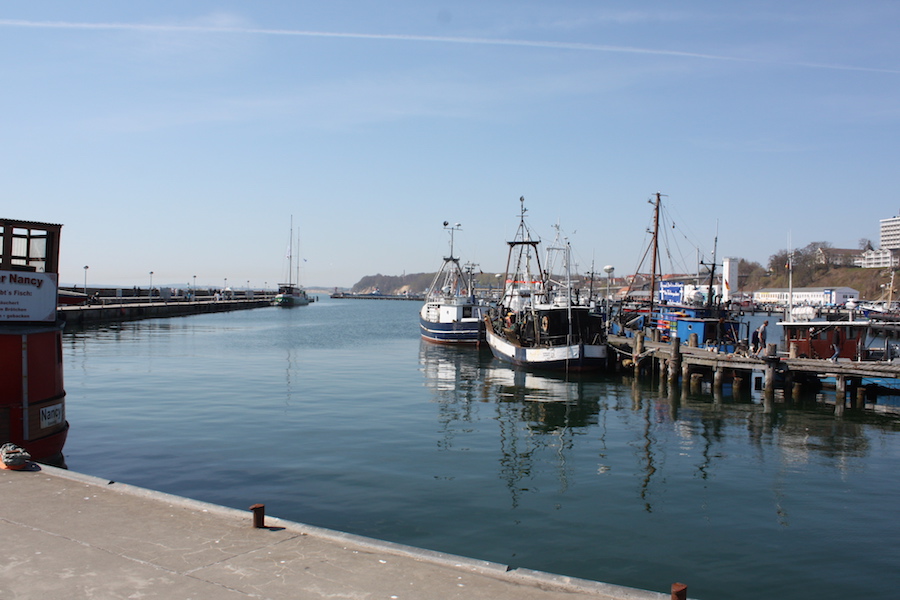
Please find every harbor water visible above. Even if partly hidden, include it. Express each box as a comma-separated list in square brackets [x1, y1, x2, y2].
[61, 299, 900, 600]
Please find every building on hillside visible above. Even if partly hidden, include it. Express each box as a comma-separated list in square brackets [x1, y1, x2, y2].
[854, 248, 898, 269]
[881, 214, 900, 251]
[753, 287, 859, 307]
[815, 247, 860, 266]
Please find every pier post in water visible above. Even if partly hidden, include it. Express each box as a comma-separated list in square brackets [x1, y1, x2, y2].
[633, 332, 644, 377]
[855, 386, 867, 409]
[835, 375, 847, 415]
[668, 337, 681, 385]
[763, 343, 778, 399]
[690, 372, 703, 394]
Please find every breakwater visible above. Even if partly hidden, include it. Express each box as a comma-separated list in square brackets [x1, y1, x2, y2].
[58, 296, 273, 325]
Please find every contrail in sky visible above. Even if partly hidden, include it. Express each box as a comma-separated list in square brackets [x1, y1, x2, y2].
[2, 18, 898, 75]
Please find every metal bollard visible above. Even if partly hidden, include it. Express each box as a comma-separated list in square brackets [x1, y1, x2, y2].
[250, 503, 266, 528]
[671, 582, 688, 600]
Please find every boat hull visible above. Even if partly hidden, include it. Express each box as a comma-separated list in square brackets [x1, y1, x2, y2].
[419, 317, 483, 344]
[274, 295, 310, 307]
[485, 325, 608, 371]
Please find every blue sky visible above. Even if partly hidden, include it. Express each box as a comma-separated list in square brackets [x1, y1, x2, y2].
[2, 1, 898, 289]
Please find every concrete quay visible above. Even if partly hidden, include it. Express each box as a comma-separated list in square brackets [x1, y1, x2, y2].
[0, 465, 679, 600]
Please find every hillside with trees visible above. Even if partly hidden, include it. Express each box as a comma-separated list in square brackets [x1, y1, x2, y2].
[351, 240, 897, 301]
[736, 240, 895, 301]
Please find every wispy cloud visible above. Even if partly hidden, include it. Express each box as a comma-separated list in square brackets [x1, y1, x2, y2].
[2, 18, 899, 75]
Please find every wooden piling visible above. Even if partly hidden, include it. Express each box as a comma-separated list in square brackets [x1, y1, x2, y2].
[835, 375, 846, 416]
[713, 367, 723, 391]
[855, 386, 867, 410]
[690, 372, 703, 393]
[633, 332, 644, 377]
[763, 344, 778, 397]
[668, 336, 682, 385]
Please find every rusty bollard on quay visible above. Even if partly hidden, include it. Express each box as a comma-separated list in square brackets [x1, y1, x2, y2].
[671, 582, 688, 600]
[250, 503, 266, 528]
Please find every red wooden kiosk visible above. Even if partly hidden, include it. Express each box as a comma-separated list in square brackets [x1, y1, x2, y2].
[0, 219, 68, 466]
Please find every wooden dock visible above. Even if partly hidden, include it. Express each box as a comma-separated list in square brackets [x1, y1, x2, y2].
[608, 333, 900, 413]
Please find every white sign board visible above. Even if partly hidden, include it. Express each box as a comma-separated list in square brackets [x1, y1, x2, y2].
[40, 403, 64, 428]
[0, 270, 58, 322]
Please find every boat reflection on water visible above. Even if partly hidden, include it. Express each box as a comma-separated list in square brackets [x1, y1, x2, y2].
[419, 340, 604, 431]
[419, 338, 894, 516]
[419, 341, 606, 505]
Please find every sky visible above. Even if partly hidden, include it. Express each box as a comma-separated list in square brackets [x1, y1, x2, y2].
[2, 1, 898, 290]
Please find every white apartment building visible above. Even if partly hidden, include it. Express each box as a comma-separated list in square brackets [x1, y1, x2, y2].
[855, 248, 898, 268]
[753, 287, 859, 307]
[881, 215, 900, 251]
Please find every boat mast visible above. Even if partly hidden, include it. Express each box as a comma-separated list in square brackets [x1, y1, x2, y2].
[445, 221, 462, 295]
[502, 197, 543, 311]
[288, 215, 293, 287]
[649, 192, 662, 320]
[295, 225, 301, 288]
[788, 231, 794, 317]
[705, 220, 719, 310]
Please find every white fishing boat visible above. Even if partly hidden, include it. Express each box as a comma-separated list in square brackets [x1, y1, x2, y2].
[484, 198, 608, 371]
[274, 217, 310, 307]
[419, 221, 489, 344]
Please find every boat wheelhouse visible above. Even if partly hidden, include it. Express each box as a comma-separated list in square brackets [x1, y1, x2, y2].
[780, 319, 868, 361]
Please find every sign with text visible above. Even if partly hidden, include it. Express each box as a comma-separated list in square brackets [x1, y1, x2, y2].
[0, 270, 58, 322]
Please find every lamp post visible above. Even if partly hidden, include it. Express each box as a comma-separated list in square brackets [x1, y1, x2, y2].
[83, 265, 89, 295]
[603, 265, 614, 330]
[193, 275, 196, 297]
[149, 271, 154, 299]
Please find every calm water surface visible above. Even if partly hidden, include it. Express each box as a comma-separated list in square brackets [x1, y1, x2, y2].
[62, 299, 900, 599]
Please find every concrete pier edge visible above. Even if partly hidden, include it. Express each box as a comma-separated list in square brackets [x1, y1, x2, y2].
[40, 464, 671, 600]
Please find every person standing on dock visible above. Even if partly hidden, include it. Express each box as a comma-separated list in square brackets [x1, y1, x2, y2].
[755, 321, 768, 356]
[830, 327, 843, 361]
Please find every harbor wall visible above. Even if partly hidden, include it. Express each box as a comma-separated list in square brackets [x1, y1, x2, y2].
[58, 297, 273, 325]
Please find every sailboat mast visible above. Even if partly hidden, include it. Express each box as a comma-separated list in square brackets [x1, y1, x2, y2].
[288, 215, 293, 286]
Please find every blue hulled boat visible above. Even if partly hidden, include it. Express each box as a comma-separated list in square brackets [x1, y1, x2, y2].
[419, 222, 489, 344]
